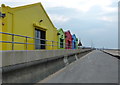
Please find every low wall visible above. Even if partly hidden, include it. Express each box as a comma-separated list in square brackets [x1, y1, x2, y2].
[1, 49, 92, 84]
[1, 49, 90, 67]
[102, 50, 120, 59]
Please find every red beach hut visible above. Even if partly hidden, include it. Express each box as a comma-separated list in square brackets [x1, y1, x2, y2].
[65, 30, 72, 49]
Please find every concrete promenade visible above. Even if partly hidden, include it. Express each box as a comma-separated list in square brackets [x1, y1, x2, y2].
[39, 50, 118, 83]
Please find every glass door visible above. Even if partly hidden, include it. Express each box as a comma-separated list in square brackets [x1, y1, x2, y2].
[35, 28, 46, 49]
[35, 29, 41, 49]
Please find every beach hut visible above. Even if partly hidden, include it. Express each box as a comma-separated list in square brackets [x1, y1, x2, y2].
[57, 28, 65, 49]
[65, 30, 72, 49]
[72, 34, 77, 49]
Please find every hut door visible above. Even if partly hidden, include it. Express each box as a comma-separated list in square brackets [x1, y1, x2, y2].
[60, 38, 64, 48]
[41, 30, 46, 49]
[68, 41, 71, 49]
[74, 42, 76, 49]
[35, 29, 46, 49]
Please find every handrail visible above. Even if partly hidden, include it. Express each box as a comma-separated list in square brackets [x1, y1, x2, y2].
[0, 32, 73, 50]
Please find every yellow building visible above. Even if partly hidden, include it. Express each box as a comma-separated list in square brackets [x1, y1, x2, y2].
[0, 3, 58, 50]
[0, 7, 2, 51]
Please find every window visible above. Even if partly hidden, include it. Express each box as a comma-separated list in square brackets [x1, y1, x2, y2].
[35, 29, 46, 49]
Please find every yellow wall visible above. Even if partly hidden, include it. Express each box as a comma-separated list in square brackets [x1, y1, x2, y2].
[1, 3, 58, 50]
[0, 7, 2, 51]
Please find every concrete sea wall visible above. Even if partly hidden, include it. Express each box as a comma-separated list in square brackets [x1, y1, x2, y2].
[1, 49, 92, 84]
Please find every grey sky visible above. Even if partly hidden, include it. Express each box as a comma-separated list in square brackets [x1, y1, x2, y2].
[0, 0, 118, 49]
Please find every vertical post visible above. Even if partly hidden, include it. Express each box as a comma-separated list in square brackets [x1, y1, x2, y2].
[44, 39, 46, 49]
[57, 42, 59, 49]
[63, 56, 69, 66]
[34, 37, 36, 50]
[12, 34, 14, 50]
[75, 54, 78, 60]
[26, 37, 28, 50]
[52, 41, 53, 50]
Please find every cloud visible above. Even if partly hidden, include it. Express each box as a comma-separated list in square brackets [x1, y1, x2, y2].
[42, 0, 118, 13]
[97, 16, 116, 22]
[49, 14, 70, 23]
[86, 28, 107, 35]
[1, 0, 118, 13]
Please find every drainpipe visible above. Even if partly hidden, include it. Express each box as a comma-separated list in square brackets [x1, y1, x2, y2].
[8, 12, 14, 34]
[8, 12, 14, 50]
